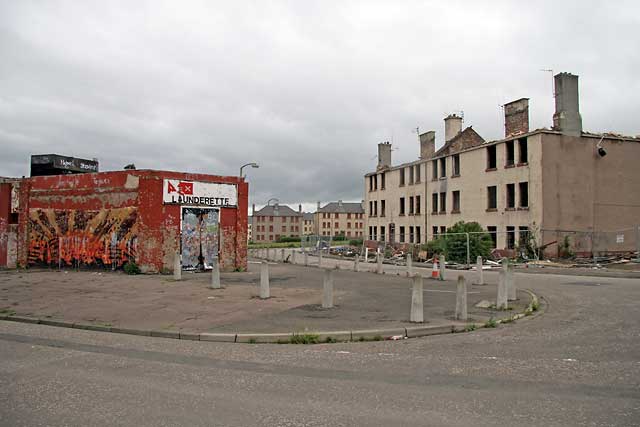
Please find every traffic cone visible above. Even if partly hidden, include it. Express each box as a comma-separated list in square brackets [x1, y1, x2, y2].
[431, 255, 440, 279]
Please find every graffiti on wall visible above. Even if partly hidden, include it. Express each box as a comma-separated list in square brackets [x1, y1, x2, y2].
[28, 207, 138, 268]
[181, 208, 219, 269]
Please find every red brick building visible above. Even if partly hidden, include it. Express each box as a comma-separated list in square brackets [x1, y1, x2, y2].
[0, 170, 248, 273]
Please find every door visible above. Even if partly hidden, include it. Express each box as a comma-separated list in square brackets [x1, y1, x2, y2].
[181, 208, 219, 270]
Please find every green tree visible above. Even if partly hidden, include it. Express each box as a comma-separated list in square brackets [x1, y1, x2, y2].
[436, 221, 493, 263]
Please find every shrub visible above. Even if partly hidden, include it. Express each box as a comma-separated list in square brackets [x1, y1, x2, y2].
[333, 234, 346, 241]
[124, 261, 141, 275]
[349, 239, 363, 247]
[277, 236, 302, 243]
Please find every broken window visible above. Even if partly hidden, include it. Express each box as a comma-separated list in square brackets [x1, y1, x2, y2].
[487, 226, 497, 248]
[505, 141, 515, 167]
[381, 200, 386, 217]
[380, 225, 385, 242]
[399, 197, 405, 215]
[399, 168, 405, 186]
[381, 172, 386, 189]
[519, 226, 529, 246]
[487, 146, 497, 170]
[519, 182, 529, 208]
[409, 196, 414, 214]
[369, 201, 373, 216]
[439, 192, 446, 213]
[409, 165, 414, 184]
[369, 175, 373, 192]
[409, 226, 414, 243]
[415, 164, 421, 182]
[506, 183, 516, 208]
[518, 137, 528, 164]
[432, 160, 438, 180]
[440, 226, 447, 234]
[452, 154, 460, 176]
[399, 226, 405, 243]
[439, 157, 446, 178]
[374, 201, 378, 216]
[415, 195, 421, 214]
[416, 226, 421, 244]
[487, 186, 497, 210]
[374, 174, 378, 190]
[506, 226, 516, 249]
[432, 226, 438, 237]
[452, 190, 460, 213]
[432, 193, 438, 213]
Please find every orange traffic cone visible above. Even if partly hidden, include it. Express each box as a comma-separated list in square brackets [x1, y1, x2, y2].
[431, 255, 440, 279]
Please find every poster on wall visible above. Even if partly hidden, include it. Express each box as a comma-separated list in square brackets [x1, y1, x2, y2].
[163, 179, 237, 207]
[181, 208, 219, 270]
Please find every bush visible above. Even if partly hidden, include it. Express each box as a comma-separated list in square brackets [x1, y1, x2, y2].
[333, 235, 346, 241]
[559, 235, 574, 259]
[430, 221, 492, 264]
[277, 236, 302, 243]
[349, 239, 363, 247]
[124, 261, 141, 275]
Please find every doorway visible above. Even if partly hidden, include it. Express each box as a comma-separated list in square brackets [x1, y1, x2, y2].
[181, 207, 219, 270]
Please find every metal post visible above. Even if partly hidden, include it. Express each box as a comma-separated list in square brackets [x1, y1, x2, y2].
[210, 257, 221, 289]
[507, 262, 516, 301]
[304, 251, 309, 266]
[322, 269, 334, 308]
[466, 233, 470, 269]
[318, 250, 323, 268]
[410, 274, 424, 323]
[291, 250, 296, 264]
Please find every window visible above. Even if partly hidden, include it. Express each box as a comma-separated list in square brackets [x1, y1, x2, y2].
[372, 227, 377, 240]
[518, 137, 528, 164]
[439, 157, 446, 178]
[409, 196, 414, 215]
[487, 226, 497, 248]
[440, 226, 447, 234]
[269, 235, 274, 241]
[487, 186, 497, 210]
[400, 197, 405, 215]
[335, 222, 338, 228]
[452, 190, 460, 213]
[452, 154, 460, 176]
[282, 217, 287, 222]
[380, 226, 385, 242]
[519, 226, 529, 246]
[487, 145, 497, 170]
[381, 172, 386, 189]
[347, 222, 351, 229]
[519, 182, 529, 208]
[374, 174, 378, 190]
[269, 225, 273, 232]
[369, 201, 373, 216]
[368, 226, 373, 240]
[439, 192, 446, 213]
[432, 226, 438, 237]
[409, 166, 414, 184]
[505, 141, 515, 167]
[282, 226, 286, 232]
[347, 213, 351, 219]
[415, 195, 421, 214]
[432, 193, 438, 213]
[369, 175, 374, 192]
[432, 160, 438, 180]
[506, 183, 516, 208]
[399, 168, 405, 186]
[416, 226, 421, 244]
[506, 226, 516, 249]
[399, 226, 405, 243]
[409, 226, 414, 243]
[335, 213, 339, 219]
[415, 164, 421, 182]
[381, 200, 386, 217]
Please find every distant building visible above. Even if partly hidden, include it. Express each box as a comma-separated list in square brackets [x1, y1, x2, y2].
[314, 200, 365, 239]
[364, 72, 640, 257]
[302, 212, 314, 235]
[251, 203, 302, 243]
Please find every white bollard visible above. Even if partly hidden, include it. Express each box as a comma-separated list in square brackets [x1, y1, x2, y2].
[376, 253, 383, 274]
[497, 259, 508, 309]
[318, 250, 323, 268]
[291, 250, 296, 265]
[354, 255, 359, 272]
[260, 260, 270, 299]
[280, 248, 285, 263]
[365, 247, 369, 263]
[455, 275, 468, 320]
[476, 255, 484, 285]
[410, 274, 424, 323]
[406, 253, 413, 277]
[439, 254, 446, 281]
[507, 262, 517, 301]
[210, 257, 221, 289]
[304, 251, 309, 266]
[173, 251, 181, 281]
[322, 269, 334, 308]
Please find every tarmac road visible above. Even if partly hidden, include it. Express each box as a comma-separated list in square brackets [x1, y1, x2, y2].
[0, 269, 638, 426]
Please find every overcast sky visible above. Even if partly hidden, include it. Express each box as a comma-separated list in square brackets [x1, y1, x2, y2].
[1, 1, 639, 212]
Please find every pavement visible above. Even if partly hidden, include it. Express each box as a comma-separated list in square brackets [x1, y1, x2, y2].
[0, 266, 638, 426]
[0, 258, 531, 339]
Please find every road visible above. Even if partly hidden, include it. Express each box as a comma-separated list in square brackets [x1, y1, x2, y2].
[1, 269, 638, 426]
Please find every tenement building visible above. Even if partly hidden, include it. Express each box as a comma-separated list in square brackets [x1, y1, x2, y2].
[314, 201, 365, 238]
[251, 203, 302, 243]
[364, 72, 640, 257]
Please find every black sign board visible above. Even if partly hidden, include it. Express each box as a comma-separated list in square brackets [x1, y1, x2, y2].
[30, 154, 99, 176]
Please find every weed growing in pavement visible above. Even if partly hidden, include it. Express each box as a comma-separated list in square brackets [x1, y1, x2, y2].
[124, 262, 141, 275]
[289, 334, 320, 344]
[485, 317, 497, 328]
[531, 300, 540, 311]
[0, 308, 16, 316]
[324, 336, 337, 343]
[248, 338, 257, 344]
[465, 324, 477, 332]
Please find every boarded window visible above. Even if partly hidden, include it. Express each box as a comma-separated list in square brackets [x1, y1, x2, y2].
[507, 183, 516, 208]
[518, 137, 528, 164]
[505, 141, 515, 166]
[519, 182, 529, 208]
[487, 146, 497, 169]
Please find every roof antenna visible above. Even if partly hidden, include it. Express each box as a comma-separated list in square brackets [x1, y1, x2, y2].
[540, 69, 555, 97]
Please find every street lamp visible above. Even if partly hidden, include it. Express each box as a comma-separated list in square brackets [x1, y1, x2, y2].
[240, 162, 259, 178]
[266, 198, 279, 206]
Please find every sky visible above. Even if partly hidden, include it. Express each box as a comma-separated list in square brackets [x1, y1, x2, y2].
[1, 0, 639, 212]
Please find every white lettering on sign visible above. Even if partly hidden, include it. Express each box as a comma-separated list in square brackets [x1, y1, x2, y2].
[162, 179, 237, 207]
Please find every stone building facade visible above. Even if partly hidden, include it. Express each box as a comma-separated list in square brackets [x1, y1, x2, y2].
[251, 203, 302, 243]
[314, 201, 365, 239]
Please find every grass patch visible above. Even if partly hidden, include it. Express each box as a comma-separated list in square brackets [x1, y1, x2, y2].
[289, 333, 320, 344]
[484, 317, 497, 328]
[465, 324, 477, 332]
[248, 338, 257, 344]
[531, 300, 540, 311]
[124, 262, 141, 275]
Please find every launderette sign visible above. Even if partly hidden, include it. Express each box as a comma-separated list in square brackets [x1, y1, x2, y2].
[163, 179, 237, 207]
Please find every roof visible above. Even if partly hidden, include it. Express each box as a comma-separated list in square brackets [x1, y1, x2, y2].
[253, 204, 302, 217]
[433, 126, 485, 158]
[318, 202, 364, 214]
[303, 212, 314, 221]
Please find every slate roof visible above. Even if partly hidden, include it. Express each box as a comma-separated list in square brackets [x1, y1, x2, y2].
[433, 126, 485, 158]
[253, 204, 302, 217]
[318, 202, 364, 214]
[303, 212, 314, 221]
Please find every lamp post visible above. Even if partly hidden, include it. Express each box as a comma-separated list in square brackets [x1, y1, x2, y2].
[240, 162, 259, 178]
[266, 198, 279, 206]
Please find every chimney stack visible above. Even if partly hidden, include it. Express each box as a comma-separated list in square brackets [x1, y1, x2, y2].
[338, 200, 343, 208]
[377, 142, 392, 170]
[419, 131, 436, 159]
[317, 201, 321, 212]
[553, 72, 582, 137]
[274, 203, 279, 215]
[444, 114, 463, 142]
[252, 203, 255, 216]
[298, 204, 302, 213]
[504, 98, 529, 137]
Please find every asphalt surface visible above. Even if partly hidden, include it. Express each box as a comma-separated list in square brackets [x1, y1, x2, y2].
[0, 268, 639, 426]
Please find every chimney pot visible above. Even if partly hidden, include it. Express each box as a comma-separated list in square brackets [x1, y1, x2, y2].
[444, 114, 463, 142]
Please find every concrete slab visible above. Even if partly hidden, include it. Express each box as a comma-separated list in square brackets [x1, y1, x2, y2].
[199, 333, 237, 343]
[405, 324, 455, 338]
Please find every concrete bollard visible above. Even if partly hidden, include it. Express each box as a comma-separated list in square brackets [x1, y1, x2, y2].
[376, 253, 383, 274]
[406, 253, 413, 277]
[354, 255, 359, 272]
[280, 248, 285, 263]
[455, 275, 468, 320]
[410, 274, 424, 322]
[173, 251, 181, 281]
[365, 247, 369, 263]
[304, 251, 309, 266]
[476, 255, 484, 285]
[507, 262, 517, 301]
[318, 250, 323, 268]
[210, 257, 221, 289]
[497, 259, 508, 309]
[322, 268, 334, 308]
[439, 254, 446, 281]
[260, 260, 270, 299]
[291, 250, 296, 265]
